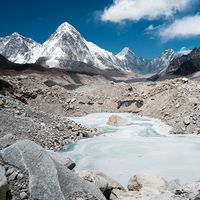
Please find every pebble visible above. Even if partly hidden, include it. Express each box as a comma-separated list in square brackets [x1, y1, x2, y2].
[17, 173, 24, 179]
[9, 171, 18, 181]
[6, 168, 15, 176]
[71, 98, 76, 103]
[20, 192, 28, 199]
[56, 123, 65, 131]
[0, 98, 4, 107]
[183, 117, 191, 126]
[15, 110, 22, 115]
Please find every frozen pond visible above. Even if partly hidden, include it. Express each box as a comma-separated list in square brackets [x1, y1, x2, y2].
[60, 113, 200, 186]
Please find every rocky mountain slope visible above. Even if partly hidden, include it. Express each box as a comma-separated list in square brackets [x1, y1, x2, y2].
[0, 22, 189, 74]
[148, 48, 200, 80]
[0, 32, 41, 64]
[166, 48, 200, 76]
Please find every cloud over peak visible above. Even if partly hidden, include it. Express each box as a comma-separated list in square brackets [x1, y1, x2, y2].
[101, 0, 191, 23]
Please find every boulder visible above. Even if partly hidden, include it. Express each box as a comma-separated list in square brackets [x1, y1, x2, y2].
[0, 140, 106, 200]
[110, 189, 136, 200]
[0, 165, 9, 200]
[0, 134, 16, 150]
[48, 151, 76, 170]
[183, 116, 191, 126]
[78, 170, 125, 199]
[107, 115, 128, 127]
[127, 172, 167, 192]
[110, 187, 174, 200]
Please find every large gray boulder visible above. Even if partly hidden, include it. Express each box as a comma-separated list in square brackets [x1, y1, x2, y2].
[127, 172, 167, 192]
[0, 134, 17, 150]
[0, 140, 106, 200]
[78, 170, 125, 199]
[48, 150, 76, 170]
[0, 165, 9, 200]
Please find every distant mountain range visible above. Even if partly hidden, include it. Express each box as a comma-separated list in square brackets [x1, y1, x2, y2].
[0, 22, 191, 74]
[147, 48, 200, 81]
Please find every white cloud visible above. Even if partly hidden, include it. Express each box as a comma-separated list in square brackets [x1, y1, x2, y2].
[101, 0, 192, 23]
[146, 24, 160, 31]
[160, 15, 200, 39]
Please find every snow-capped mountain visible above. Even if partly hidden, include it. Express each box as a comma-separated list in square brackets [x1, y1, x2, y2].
[86, 42, 128, 71]
[37, 23, 94, 68]
[0, 22, 190, 74]
[0, 32, 41, 64]
[37, 22, 127, 71]
[116, 47, 146, 73]
[147, 49, 175, 73]
[116, 48, 176, 74]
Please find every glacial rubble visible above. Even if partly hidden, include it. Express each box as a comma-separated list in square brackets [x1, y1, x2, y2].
[2, 72, 199, 135]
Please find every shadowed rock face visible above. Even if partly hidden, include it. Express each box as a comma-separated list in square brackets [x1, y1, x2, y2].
[0, 140, 106, 200]
[166, 48, 200, 76]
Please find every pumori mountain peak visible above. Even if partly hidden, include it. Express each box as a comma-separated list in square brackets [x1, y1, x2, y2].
[56, 22, 78, 34]
[117, 47, 136, 57]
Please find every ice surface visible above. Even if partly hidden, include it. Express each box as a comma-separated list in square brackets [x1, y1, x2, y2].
[61, 113, 200, 186]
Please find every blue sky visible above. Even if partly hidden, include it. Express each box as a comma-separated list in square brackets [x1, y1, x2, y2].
[1, 0, 200, 58]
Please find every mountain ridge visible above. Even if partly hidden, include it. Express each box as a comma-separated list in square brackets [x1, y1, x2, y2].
[0, 22, 191, 74]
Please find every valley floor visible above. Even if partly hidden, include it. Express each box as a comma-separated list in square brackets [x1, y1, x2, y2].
[1, 71, 199, 138]
[0, 71, 200, 200]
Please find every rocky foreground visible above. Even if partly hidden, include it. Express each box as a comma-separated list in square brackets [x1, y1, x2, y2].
[1, 139, 200, 200]
[0, 70, 200, 199]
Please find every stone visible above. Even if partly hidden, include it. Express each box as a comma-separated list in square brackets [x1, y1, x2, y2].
[0, 134, 16, 150]
[0, 165, 9, 200]
[8, 171, 18, 181]
[20, 191, 28, 199]
[0, 140, 106, 200]
[78, 170, 125, 199]
[15, 110, 22, 115]
[127, 172, 167, 192]
[17, 173, 24, 179]
[135, 99, 144, 108]
[48, 151, 76, 170]
[56, 123, 65, 131]
[183, 116, 191, 126]
[107, 115, 128, 127]
[0, 98, 4, 107]
[88, 101, 94, 105]
[181, 78, 189, 83]
[30, 91, 37, 99]
[79, 101, 86, 105]
[71, 98, 76, 103]
[110, 189, 136, 200]
[6, 168, 15, 176]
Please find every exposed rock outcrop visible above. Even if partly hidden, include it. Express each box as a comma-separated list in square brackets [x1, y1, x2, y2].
[0, 140, 106, 200]
[166, 48, 200, 76]
[78, 170, 125, 199]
